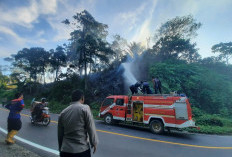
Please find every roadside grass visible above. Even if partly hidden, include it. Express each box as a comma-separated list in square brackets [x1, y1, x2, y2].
[189, 108, 232, 135]
[187, 125, 232, 135]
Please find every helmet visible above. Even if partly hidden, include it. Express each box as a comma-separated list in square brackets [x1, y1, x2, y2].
[41, 98, 46, 103]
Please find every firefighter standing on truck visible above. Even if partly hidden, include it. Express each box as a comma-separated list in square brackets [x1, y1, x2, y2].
[152, 76, 162, 94]
[4, 92, 24, 144]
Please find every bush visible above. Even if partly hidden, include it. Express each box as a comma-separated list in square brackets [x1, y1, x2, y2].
[188, 125, 232, 134]
[0, 89, 17, 103]
[48, 100, 69, 114]
[89, 102, 101, 110]
[192, 107, 204, 118]
[196, 115, 224, 127]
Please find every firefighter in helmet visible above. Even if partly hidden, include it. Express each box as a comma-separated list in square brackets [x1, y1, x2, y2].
[130, 82, 142, 94]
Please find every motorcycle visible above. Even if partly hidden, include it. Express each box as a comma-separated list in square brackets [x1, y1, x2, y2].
[30, 98, 51, 126]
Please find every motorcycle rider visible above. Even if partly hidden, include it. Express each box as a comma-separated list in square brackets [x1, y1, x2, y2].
[31, 98, 47, 121]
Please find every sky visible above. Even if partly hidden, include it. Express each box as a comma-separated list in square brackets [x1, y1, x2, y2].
[0, 0, 232, 71]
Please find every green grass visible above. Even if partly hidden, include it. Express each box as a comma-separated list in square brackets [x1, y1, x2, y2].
[187, 125, 232, 135]
[186, 114, 232, 135]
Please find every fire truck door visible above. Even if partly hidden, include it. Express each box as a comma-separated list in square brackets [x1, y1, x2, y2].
[175, 98, 188, 120]
[115, 98, 126, 120]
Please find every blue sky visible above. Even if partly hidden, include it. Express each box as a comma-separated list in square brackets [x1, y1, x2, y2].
[0, 0, 232, 69]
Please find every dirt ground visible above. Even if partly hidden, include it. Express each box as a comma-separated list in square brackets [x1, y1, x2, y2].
[0, 133, 41, 157]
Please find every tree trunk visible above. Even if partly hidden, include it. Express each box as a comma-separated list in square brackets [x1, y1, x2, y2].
[84, 55, 87, 91]
[82, 27, 87, 91]
[89, 63, 92, 74]
[79, 65, 83, 76]
[55, 66, 59, 81]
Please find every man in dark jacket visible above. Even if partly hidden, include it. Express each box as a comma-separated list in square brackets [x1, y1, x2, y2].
[5, 92, 24, 144]
[142, 81, 152, 94]
[58, 89, 98, 157]
[152, 76, 162, 94]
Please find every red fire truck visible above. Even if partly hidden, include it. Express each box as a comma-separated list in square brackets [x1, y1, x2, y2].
[99, 94, 197, 134]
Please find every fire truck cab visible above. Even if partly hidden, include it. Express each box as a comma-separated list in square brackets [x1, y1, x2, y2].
[99, 94, 197, 134]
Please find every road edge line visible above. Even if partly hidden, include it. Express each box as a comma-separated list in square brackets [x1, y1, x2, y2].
[0, 127, 59, 155]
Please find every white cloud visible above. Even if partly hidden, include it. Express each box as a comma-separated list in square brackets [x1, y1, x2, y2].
[40, 0, 57, 14]
[0, 0, 58, 28]
[0, 26, 26, 44]
[36, 30, 45, 38]
[0, 46, 18, 58]
[48, 0, 96, 42]
[131, 0, 157, 46]
[114, 2, 148, 32]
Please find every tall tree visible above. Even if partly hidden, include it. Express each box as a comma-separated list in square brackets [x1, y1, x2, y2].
[0, 70, 9, 89]
[63, 10, 114, 90]
[14, 47, 49, 82]
[111, 34, 128, 61]
[50, 46, 67, 81]
[211, 42, 232, 65]
[152, 15, 201, 62]
[153, 36, 200, 62]
[155, 15, 202, 39]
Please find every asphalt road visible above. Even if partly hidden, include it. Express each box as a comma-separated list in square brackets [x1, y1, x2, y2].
[0, 106, 232, 157]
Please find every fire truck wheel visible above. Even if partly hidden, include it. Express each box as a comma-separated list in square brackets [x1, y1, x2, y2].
[150, 120, 164, 134]
[104, 114, 113, 125]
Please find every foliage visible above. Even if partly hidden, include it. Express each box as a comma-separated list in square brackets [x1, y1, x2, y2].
[152, 36, 200, 62]
[188, 125, 232, 134]
[191, 106, 205, 117]
[152, 15, 201, 62]
[149, 60, 232, 115]
[155, 15, 202, 39]
[48, 100, 69, 113]
[196, 115, 224, 127]
[13, 47, 50, 82]
[187, 110, 232, 134]
[110, 34, 128, 61]
[0, 71, 10, 89]
[48, 74, 83, 104]
[0, 89, 17, 103]
[63, 10, 115, 90]
[50, 46, 67, 81]
[211, 42, 232, 65]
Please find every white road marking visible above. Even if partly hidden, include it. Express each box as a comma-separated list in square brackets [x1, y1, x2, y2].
[0, 127, 59, 155]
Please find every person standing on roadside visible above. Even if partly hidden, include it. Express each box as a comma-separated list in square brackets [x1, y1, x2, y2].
[5, 92, 24, 144]
[58, 89, 98, 157]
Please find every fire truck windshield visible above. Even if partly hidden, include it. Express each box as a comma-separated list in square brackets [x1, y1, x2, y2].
[102, 98, 114, 107]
